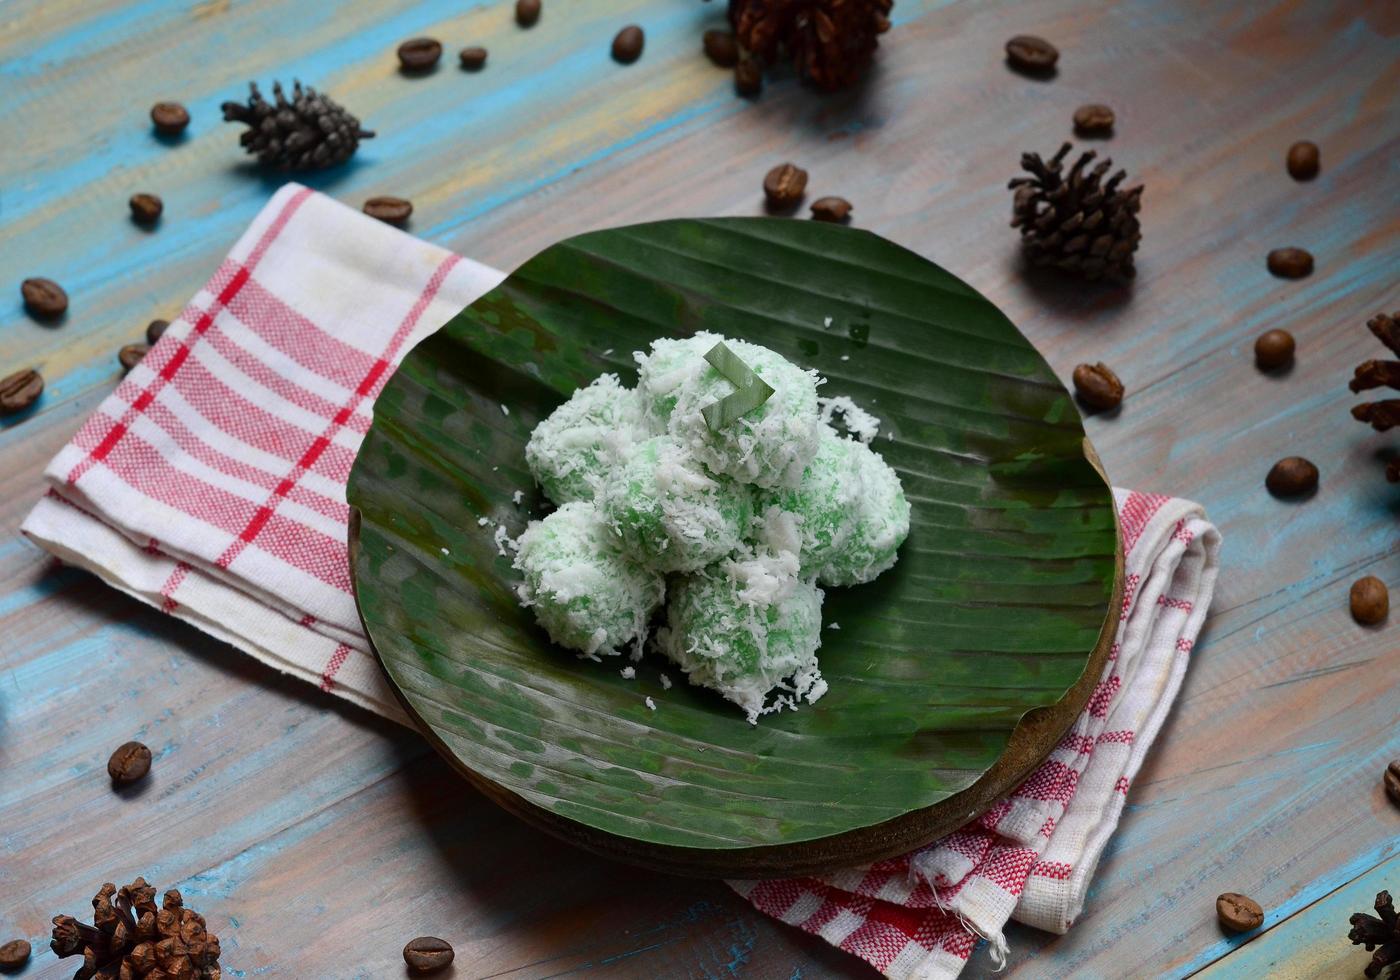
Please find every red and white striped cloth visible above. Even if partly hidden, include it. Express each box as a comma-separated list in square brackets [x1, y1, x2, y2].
[21, 184, 1221, 978]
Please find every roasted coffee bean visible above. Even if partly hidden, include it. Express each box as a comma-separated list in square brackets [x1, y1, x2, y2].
[150, 101, 190, 135]
[1072, 362, 1124, 411]
[0, 938, 31, 972]
[398, 38, 442, 72]
[763, 163, 808, 210]
[22, 277, 68, 319]
[1005, 35, 1058, 73]
[703, 30, 739, 67]
[146, 318, 170, 345]
[735, 53, 763, 95]
[130, 192, 163, 224]
[1350, 576, 1388, 626]
[363, 196, 414, 227]
[1073, 103, 1115, 134]
[0, 369, 44, 416]
[1267, 247, 1313, 279]
[1253, 329, 1295, 370]
[459, 46, 488, 70]
[1216, 892, 1264, 933]
[1265, 456, 1318, 497]
[118, 344, 150, 373]
[612, 25, 645, 64]
[1286, 141, 1319, 180]
[403, 936, 454, 973]
[516, 0, 541, 27]
[108, 741, 152, 784]
[810, 196, 853, 223]
[1386, 761, 1400, 807]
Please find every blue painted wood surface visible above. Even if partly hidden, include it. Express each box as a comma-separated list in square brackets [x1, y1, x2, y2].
[2, 0, 1398, 976]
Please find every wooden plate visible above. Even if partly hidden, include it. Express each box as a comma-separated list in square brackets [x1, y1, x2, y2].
[348, 218, 1121, 878]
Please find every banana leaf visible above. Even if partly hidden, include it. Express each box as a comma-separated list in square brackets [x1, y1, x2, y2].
[347, 218, 1120, 878]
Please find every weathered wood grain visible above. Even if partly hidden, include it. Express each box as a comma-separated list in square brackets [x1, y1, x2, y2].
[2, 0, 1398, 976]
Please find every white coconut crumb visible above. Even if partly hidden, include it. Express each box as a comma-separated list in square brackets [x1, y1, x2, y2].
[477, 516, 490, 527]
[512, 489, 524, 505]
[492, 466, 499, 471]
[819, 396, 881, 444]
[500, 404, 510, 416]
[620, 666, 636, 679]
[493, 524, 516, 557]
[660, 673, 672, 689]
[440, 547, 450, 555]
[823, 316, 833, 328]
[840, 354, 850, 361]
[828, 622, 840, 630]
[602, 348, 614, 356]
[645, 696, 657, 711]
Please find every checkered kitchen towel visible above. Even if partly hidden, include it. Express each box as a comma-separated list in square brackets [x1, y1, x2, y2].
[22, 184, 1221, 978]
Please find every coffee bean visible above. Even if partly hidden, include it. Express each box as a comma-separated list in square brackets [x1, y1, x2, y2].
[118, 344, 150, 373]
[398, 38, 442, 72]
[150, 102, 190, 135]
[130, 192, 163, 225]
[1265, 456, 1318, 497]
[1350, 576, 1388, 626]
[763, 163, 808, 210]
[22, 277, 68, 319]
[108, 741, 152, 784]
[1073, 103, 1115, 135]
[459, 46, 488, 70]
[703, 30, 739, 67]
[1253, 329, 1295, 370]
[612, 25, 645, 64]
[1286, 141, 1319, 181]
[1005, 35, 1058, 73]
[403, 936, 454, 973]
[363, 196, 414, 227]
[516, 0, 541, 28]
[146, 318, 170, 345]
[0, 938, 31, 972]
[0, 369, 44, 416]
[735, 53, 763, 95]
[810, 196, 853, 223]
[1216, 892, 1264, 933]
[1386, 761, 1400, 807]
[1072, 362, 1124, 411]
[1267, 247, 1313, 279]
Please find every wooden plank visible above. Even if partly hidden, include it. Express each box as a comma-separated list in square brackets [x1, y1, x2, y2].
[1, 0, 1398, 976]
[1196, 851, 1400, 980]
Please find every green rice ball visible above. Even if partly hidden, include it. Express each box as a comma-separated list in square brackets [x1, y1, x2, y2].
[657, 552, 826, 723]
[667, 337, 821, 490]
[513, 501, 664, 657]
[633, 332, 720, 432]
[599, 436, 754, 573]
[524, 374, 648, 505]
[758, 426, 863, 572]
[817, 440, 910, 587]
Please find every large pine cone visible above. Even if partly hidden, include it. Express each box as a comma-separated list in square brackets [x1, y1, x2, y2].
[731, 0, 893, 91]
[221, 80, 374, 171]
[1009, 143, 1144, 282]
[51, 878, 220, 980]
[1350, 310, 1400, 482]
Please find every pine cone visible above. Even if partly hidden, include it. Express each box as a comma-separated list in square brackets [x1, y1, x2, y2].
[221, 80, 373, 171]
[1009, 142, 1144, 282]
[1349, 890, 1400, 978]
[1350, 310, 1400, 481]
[729, 0, 893, 92]
[51, 877, 220, 980]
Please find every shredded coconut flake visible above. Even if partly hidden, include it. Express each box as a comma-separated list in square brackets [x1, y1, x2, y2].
[620, 666, 636, 679]
[818, 396, 881, 444]
[500, 404, 510, 416]
[477, 516, 490, 527]
[823, 316, 833, 328]
[493, 524, 516, 557]
[512, 490, 524, 505]
[840, 354, 850, 361]
[440, 547, 450, 555]
[660, 673, 672, 689]
[828, 622, 840, 630]
[602, 348, 614, 355]
[645, 696, 657, 711]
